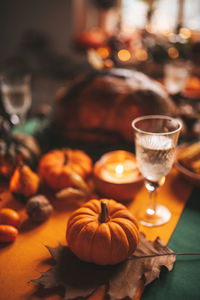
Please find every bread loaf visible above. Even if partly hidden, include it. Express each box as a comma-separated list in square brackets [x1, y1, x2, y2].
[53, 68, 177, 145]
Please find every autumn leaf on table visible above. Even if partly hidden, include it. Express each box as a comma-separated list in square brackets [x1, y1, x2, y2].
[31, 233, 176, 300]
[108, 232, 176, 300]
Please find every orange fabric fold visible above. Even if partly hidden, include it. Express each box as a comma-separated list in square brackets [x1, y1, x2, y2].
[0, 168, 193, 300]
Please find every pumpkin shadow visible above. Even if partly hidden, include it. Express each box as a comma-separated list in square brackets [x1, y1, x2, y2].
[33, 244, 126, 296]
[59, 247, 124, 288]
[0, 241, 14, 249]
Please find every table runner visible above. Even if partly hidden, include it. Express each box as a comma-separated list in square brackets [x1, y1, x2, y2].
[89, 169, 194, 300]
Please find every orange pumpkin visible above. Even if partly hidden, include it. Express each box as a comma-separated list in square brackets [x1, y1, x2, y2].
[66, 199, 139, 265]
[0, 224, 18, 243]
[39, 148, 92, 191]
[0, 208, 20, 227]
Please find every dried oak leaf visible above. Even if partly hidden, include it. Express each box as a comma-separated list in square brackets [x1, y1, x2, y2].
[108, 232, 176, 300]
[31, 233, 176, 300]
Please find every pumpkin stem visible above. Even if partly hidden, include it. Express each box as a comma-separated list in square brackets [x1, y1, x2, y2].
[99, 201, 110, 223]
[63, 150, 68, 165]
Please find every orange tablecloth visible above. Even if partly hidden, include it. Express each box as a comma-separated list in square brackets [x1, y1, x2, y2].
[0, 168, 193, 300]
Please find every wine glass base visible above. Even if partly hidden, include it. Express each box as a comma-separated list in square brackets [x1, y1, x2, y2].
[136, 204, 171, 227]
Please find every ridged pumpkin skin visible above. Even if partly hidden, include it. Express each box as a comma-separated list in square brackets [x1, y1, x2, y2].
[66, 199, 139, 265]
[39, 148, 92, 191]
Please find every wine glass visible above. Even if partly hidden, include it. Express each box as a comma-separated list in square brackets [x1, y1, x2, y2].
[132, 115, 182, 227]
[0, 74, 32, 126]
[164, 60, 190, 95]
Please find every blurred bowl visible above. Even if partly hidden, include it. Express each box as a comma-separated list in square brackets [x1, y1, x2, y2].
[175, 143, 200, 187]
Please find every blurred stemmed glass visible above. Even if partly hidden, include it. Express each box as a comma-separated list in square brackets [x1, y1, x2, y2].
[0, 74, 32, 126]
[132, 115, 182, 227]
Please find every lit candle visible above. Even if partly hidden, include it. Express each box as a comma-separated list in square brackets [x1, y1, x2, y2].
[96, 150, 141, 183]
[93, 150, 143, 202]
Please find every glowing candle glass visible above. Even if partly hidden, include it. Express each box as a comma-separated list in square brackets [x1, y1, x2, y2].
[101, 152, 139, 183]
[93, 150, 143, 202]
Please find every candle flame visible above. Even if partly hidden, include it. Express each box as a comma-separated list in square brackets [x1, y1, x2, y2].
[115, 164, 124, 175]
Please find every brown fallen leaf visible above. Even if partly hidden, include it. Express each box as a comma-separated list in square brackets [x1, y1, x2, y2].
[32, 245, 117, 299]
[108, 232, 176, 300]
[31, 233, 176, 300]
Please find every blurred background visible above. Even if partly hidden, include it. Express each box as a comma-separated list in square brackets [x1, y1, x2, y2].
[0, 0, 200, 138]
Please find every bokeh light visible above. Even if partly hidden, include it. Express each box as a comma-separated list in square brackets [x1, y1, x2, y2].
[117, 49, 131, 62]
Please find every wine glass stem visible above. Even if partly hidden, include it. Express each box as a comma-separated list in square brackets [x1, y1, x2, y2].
[145, 180, 160, 216]
[148, 189, 157, 216]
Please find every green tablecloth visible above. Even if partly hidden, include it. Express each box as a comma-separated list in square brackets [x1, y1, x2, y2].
[142, 187, 200, 300]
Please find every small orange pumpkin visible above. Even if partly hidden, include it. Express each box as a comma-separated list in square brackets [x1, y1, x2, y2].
[0, 224, 18, 243]
[66, 199, 139, 265]
[39, 148, 92, 191]
[0, 208, 20, 227]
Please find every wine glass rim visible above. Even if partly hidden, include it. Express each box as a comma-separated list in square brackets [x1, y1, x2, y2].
[131, 115, 182, 135]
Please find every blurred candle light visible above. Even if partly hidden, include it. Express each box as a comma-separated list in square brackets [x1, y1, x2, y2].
[179, 27, 191, 39]
[96, 151, 141, 184]
[97, 47, 110, 59]
[118, 49, 131, 62]
[104, 59, 114, 69]
[135, 48, 148, 61]
[168, 47, 179, 59]
[93, 150, 143, 202]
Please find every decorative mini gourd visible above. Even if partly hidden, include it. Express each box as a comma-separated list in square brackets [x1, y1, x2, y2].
[0, 208, 20, 227]
[66, 199, 139, 265]
[26, 195, 53, 223]
[39, 148, 92, 191]
[0, 225, 18, 243]
[0, 117, 41, 178]
[9, 164, 40, 198]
